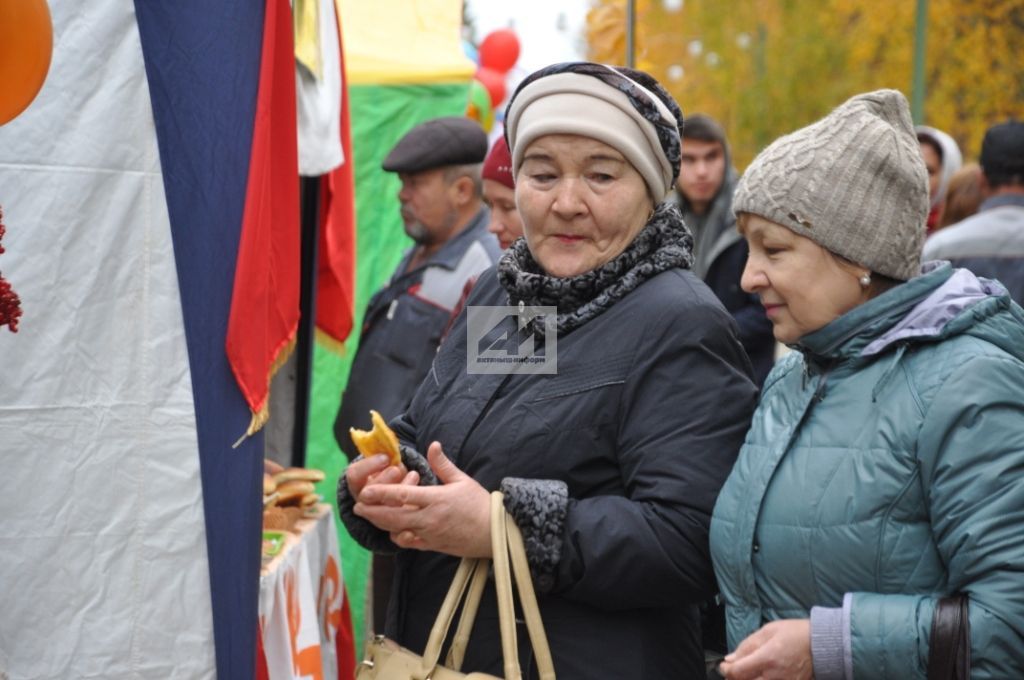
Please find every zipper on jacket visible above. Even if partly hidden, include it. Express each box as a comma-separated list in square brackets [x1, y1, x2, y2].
[802, 357, 835, 403]
[812, 366, 833, 403]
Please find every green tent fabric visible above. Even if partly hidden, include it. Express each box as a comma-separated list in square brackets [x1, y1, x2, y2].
[306, 81, 471, 651]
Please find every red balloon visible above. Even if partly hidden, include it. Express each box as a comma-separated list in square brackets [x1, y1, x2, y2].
[475, 68, 507, 108]
[479, 29, 520, 73]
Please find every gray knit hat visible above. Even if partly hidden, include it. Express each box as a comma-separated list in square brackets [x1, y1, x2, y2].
[733, 89, 929, 280]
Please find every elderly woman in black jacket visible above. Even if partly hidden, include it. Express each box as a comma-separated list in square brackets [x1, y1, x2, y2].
[339, 62, 758, 679]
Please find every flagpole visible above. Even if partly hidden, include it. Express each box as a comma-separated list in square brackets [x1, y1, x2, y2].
[290, 176, 321, 467]
[911, 0, 928, 124]
[626, 0, 636, 68]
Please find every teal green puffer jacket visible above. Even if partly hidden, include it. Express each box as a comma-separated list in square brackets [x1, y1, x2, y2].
[710, 263, 1024, 678]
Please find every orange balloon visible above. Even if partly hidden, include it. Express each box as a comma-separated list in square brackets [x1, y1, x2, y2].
[0, 0, 53, 125]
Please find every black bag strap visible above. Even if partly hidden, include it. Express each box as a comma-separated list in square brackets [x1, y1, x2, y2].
[927, 594, 971, 680]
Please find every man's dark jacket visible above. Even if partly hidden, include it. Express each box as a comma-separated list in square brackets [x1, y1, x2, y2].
[334, 209, 499, 457]
[671, 152, 775, 385]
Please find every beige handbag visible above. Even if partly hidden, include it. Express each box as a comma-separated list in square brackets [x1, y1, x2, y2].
[356, 492, 556, 680]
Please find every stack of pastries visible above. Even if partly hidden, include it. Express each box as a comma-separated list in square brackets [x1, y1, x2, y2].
[263, 461, 324, 532]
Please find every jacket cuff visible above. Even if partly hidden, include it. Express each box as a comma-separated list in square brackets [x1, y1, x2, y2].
[810, 596, 854, 680]
[500, 478, 568, 594]
[334, 445, 438, 554]
[336, 464, 397, 554]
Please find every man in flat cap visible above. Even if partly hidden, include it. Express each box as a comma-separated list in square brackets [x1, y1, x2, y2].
[924, 120, 1024, 302]
[335, 116, 498, 458]
[333, 115, 498, 629]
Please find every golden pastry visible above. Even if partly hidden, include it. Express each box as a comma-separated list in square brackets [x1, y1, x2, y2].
[349, 409, 401, 466]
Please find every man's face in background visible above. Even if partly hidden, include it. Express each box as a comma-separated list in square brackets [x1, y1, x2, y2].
[397, 168, 460, 245]
[678, 138, 726, 213]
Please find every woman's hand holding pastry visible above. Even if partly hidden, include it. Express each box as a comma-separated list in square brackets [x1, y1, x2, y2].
[345, 409, 414, 501]
[345, 454, 415, 501]
[354, 441, 491, 558]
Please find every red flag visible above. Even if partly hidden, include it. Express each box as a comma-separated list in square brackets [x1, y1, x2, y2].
[226, 0, 301, 435]
[315, 13, 356, 354]
[255, 620, 270, 680]
[337, 587, 357, 680]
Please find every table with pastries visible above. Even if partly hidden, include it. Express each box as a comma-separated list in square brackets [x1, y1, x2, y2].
[257, 502, 356, 680]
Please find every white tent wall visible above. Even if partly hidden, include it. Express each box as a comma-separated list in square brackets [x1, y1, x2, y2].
[0, 4, 215, 679]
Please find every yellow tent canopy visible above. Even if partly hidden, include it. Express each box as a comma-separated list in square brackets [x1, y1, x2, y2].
[340, 0, 475, 85]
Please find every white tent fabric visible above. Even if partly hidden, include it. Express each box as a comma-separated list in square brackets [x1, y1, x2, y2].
[0, 4, 215, 679]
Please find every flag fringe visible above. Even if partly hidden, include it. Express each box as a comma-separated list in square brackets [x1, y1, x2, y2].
[315, 327, 347, 357]
[232, 335, 298, 449]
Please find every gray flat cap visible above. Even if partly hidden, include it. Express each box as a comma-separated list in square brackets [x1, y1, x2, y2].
[382, 116, 488, 173]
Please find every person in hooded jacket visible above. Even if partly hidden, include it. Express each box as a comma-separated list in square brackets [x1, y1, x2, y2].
[924, 120, 1024, 304]
[339, 62, 758, 679]
[710, 90, 1024, 680]
[670, 115, 775, 385]
[917, 125, 963, 232]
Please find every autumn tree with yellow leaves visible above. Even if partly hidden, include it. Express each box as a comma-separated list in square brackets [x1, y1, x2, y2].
[587, 0, 1024, 170]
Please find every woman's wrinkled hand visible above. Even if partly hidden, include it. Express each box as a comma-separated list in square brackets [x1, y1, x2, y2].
[718, 619, 813, 680]
[353, 441, 491, 558]
[345, 454, 416, 501]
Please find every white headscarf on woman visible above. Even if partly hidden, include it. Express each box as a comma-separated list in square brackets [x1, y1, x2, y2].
[916, 125, 963, 210]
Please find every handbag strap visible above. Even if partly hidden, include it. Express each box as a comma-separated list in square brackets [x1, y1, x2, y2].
[419, 555, 484, 677]
[491, 491, 557, 680]
[444, 558, 490, 670]
[420, 492, 556, 680]
[505, 506, 556, 679]
[491, 490, 523, 680]
[927, 594, 971, 680]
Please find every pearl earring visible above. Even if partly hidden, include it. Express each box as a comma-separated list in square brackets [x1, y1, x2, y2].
[859, 273, 872, 288]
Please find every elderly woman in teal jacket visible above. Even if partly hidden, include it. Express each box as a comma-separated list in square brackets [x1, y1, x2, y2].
[710, 90, 1024, 679]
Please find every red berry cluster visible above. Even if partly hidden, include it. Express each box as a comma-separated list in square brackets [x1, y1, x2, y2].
[0, 205, 23, 333]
